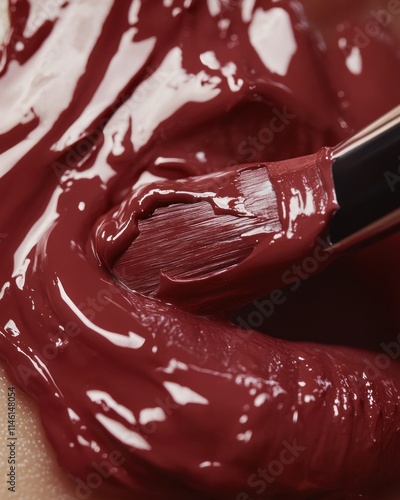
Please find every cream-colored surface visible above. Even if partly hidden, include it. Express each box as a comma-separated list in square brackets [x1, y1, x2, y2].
[0, 0, 8, 43]
[0, 366, 82, 499]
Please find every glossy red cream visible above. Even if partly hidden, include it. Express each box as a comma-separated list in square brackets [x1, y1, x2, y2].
[1, 1, 400, 499]
[110, 149, 338, 314]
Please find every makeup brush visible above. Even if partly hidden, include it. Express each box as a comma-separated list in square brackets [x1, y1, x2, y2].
[112, 106, 400, 313]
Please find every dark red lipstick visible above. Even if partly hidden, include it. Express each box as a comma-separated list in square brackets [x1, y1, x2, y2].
[1, 1, 400, 499]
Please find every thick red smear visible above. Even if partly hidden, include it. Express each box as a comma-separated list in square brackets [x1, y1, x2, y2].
[110, 150, 338, 314]
[0, 1, 400, 499]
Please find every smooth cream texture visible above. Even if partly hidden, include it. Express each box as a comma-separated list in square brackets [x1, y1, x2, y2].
[0, 1, 399, 499]
[0, 4, 102, 499]
[0, 2, 106, 496]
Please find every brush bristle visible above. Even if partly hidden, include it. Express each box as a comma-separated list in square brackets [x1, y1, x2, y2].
[114, 167, 281, 296]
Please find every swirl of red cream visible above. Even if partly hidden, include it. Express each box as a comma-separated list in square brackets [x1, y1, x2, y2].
[1, 1, 400, 498]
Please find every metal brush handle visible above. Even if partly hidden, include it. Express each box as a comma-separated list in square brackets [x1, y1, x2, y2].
[329, 105, 400, 244]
